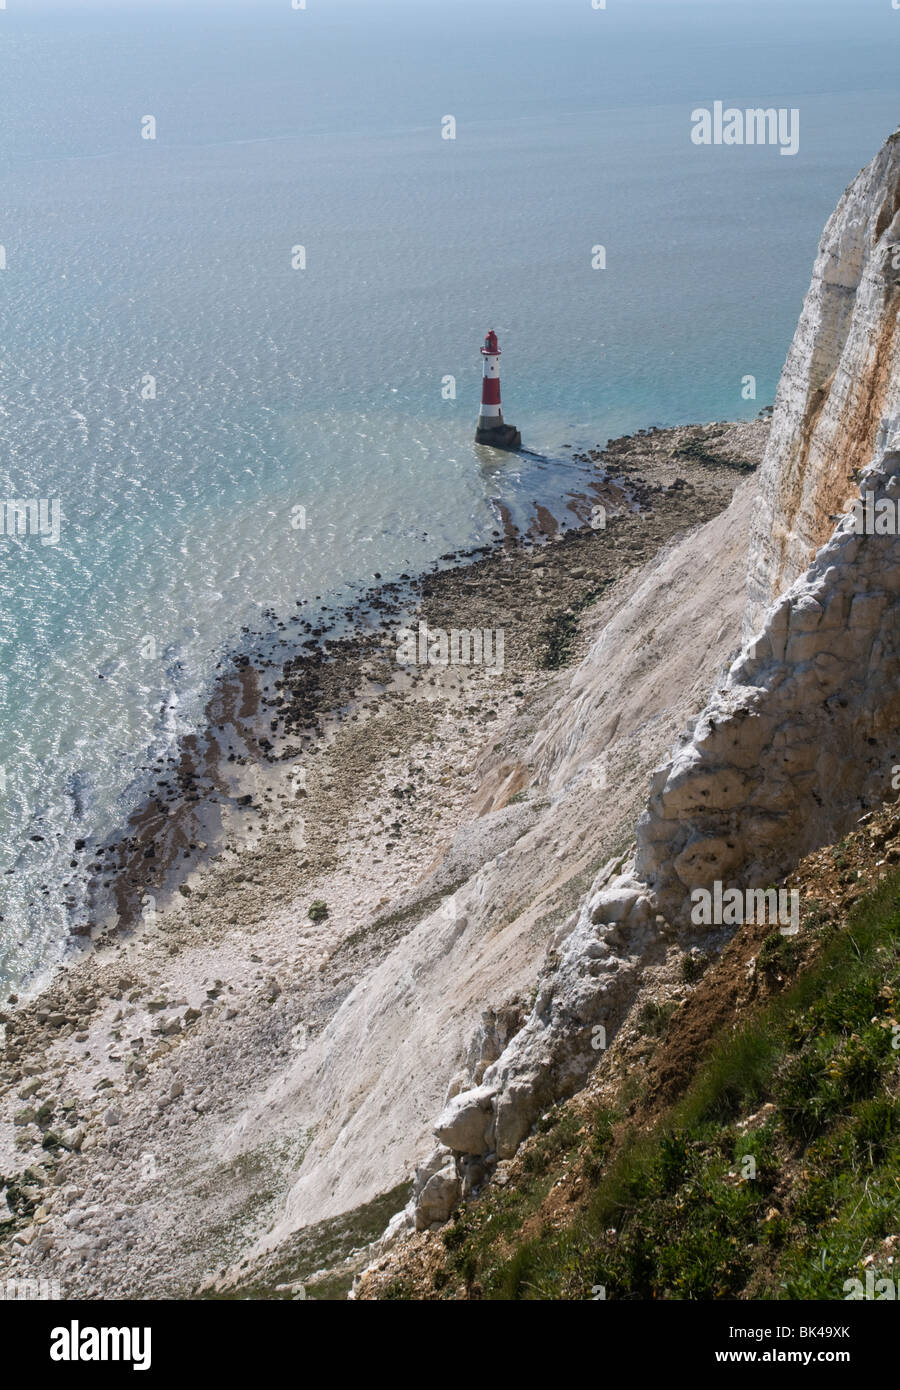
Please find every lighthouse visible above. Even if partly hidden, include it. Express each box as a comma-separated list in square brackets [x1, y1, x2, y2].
[475, 330, 521, 450]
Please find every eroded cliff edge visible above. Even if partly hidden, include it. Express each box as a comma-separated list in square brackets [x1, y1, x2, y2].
[745, 128, 900, 632]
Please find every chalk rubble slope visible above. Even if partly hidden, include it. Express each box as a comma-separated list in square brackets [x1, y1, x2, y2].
[224, 478, 756, 1260]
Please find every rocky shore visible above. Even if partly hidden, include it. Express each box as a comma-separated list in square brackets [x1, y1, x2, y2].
[0, 417, 767, 1299]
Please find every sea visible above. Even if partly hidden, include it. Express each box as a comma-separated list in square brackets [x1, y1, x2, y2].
[0, 0, 896, 988]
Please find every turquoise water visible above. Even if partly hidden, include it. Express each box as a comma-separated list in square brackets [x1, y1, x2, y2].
[0, 0, 897, 986]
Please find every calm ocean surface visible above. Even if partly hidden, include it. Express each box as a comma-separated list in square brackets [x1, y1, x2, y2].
[0, 0, 896, 987]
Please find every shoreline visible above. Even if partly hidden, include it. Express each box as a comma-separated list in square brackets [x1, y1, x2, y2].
[0, 415, 769, 1298]
[67, 418, 762, 965]
[18, 437, 633, 988]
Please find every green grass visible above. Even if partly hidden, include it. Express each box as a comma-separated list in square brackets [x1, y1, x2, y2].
[430, 869, 900, 1300]
[638, 1000, 679, 1037]
[200, 1179, 413, 1301]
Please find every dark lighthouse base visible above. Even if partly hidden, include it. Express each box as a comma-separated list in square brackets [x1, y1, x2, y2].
[475, 421, 522, 450]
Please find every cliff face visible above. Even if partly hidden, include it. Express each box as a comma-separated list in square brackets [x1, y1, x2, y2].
[745, 129, 900, 635]
[399, 126, 900, 1233]
[637, 445, 900, 919]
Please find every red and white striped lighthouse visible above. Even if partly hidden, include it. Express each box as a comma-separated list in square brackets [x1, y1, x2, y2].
[478, 329, 503, 431]
[475, 329, 521, 450]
